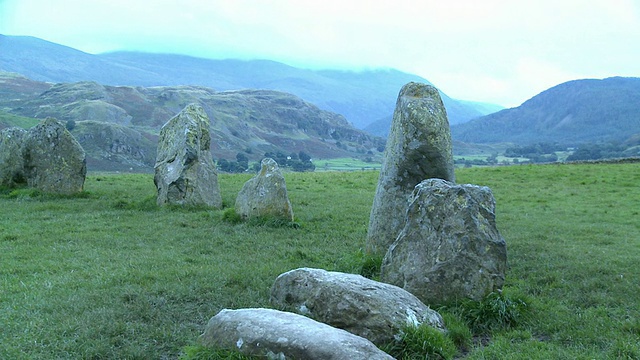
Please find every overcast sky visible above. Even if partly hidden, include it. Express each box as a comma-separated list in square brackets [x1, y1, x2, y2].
[1, 0, 639, 107]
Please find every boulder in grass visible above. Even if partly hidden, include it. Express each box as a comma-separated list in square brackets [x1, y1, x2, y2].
[23, 118, 86, 194]
[0, 127, 28, 188]
[235, 158, 294, 222]
[154, 103, 222, 207]
[381, 178, 507, 304]
[200, 308, 394, 360]
[270, 267, 446, 345]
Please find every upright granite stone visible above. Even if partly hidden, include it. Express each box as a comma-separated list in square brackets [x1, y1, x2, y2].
[154, 103, 222, 207]
[367, 82, 455, 255]
[201, 308, 394, 360]
[235, 158, 293, 221]
[23, 118, 86, 194]
[270, 267, 445, 346]
[0, 127, 28, 188]
[381, 178, 507, 304]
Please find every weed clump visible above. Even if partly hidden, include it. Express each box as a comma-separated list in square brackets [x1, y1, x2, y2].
[458, 290, 531, 333]
[382, 322, 457, 360]
[360, 253, 383, 280]
[179, 345, 255, 359]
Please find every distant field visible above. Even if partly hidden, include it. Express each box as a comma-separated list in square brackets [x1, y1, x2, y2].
[1, 163, 639, 359]
[315, 157, 382, 171]
[0, 110, 40, 129]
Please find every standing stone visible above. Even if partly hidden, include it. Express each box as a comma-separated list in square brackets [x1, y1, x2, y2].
[270, 267, 445, 346]
[0, 127, 28, 188]
[367, 82, 455, 255]
[23, 118, 86, 194]
[201, 308, 394, 360]
[154, 103, 222, 207]
[381, 178, 507, 304]
[235, 158, 293, 222]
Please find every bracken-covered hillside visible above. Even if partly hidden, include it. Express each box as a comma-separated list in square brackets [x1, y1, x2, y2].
[0, 72, 385, 172]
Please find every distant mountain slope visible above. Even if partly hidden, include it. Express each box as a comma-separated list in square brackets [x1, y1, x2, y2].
[0, 34, 500, 129]
[451, 77, 640, 145]
[0, 72, 385, 171]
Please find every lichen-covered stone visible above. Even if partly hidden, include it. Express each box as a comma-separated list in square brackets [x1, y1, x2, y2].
[154, 103, 222, 207]
[270, 267, 445, 345]
[367, 82, 455, 255]
[381, 178, 507, 304]
[0, 127, 28, 188]
[201, 308, 394, 360]
[23, 118, 86, 194]
[235, 158, 293, 221]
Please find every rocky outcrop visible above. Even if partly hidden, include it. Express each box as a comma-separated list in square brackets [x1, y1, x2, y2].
[381, 178, 507, 304]
[0, 127, 28, 187]
[154, 103, 222, 207]
[23, 118, 86, 194]
[367, 82, 455, 256]
[72, 120, 157, 171]
[270, 267, 445, 345]
[200, 308, 394, 360]
[235, 158, 293, 221]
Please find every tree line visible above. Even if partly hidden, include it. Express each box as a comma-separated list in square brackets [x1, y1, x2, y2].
[217, 151, 315, 173]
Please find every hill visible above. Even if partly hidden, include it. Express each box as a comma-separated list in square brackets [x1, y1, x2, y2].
[0, 34, 500, 129]
[451, 77, 640, 145]
[0, 72, 384, 172]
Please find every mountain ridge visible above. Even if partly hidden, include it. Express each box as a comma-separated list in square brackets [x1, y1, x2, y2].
[0, 34, 501, 129]
[451, 76, 640, 145]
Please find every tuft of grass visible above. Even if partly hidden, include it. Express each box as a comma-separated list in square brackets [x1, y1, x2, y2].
[221, 208, 243, 224]
[179, 345, 256, 360]
[383, 323, 457, 360]
[440, 312, 473, 349]
[359, 253, 383, 280]
[458, 291, 531, 334]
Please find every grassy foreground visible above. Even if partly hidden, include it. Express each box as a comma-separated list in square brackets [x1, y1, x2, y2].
[1, 163, 639, 359]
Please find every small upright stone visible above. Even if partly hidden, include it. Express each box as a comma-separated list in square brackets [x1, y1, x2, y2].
[0, 127, 28, 188]
[381, 178, 507, 304]
[235, 158, 293, 222]
[154, 103, 222, 207]
[367, 82, 455, 255]
[23, 118, 86, 194]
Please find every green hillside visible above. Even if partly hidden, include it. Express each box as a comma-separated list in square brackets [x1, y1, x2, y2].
[451, 77, 640, 145]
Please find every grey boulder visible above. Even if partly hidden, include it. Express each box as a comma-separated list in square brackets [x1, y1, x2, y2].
[23, 118, 86, 194]
[235, 158, 294, 221]
[381, 178, 507, 304]
[270, 267, 445, 345]
[154, 103, 222, 207]
[200, 308, 394, 360]
[0, 127, 28, 188]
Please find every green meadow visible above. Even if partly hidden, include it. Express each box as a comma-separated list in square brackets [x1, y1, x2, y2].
[1, 163, 639, 359]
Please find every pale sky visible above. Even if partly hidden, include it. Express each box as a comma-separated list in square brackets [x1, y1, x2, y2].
[1, 0, 639, 107]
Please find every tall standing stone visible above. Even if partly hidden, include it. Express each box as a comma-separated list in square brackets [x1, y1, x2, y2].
[367, 82, 455, 255]
[23, 118, 86, 194]
[154, 103, 222, 207]
[380, 179, 507, 304]
[0, 127, 28, 188]
[235, 158, 293, 221]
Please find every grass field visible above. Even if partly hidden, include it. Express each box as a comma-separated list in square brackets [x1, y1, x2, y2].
[1, 163, 639, 359]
